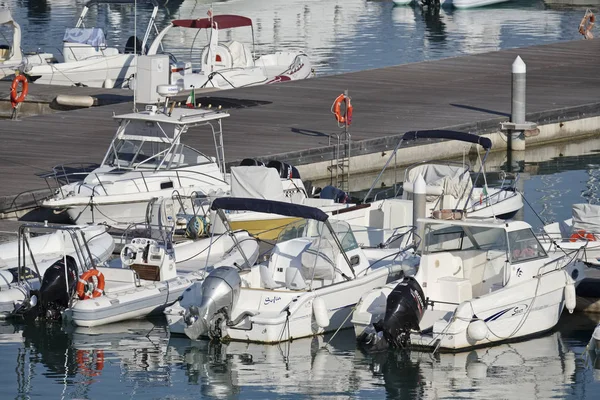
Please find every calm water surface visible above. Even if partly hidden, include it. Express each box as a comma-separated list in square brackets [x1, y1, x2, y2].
[1, 0, 600, 398]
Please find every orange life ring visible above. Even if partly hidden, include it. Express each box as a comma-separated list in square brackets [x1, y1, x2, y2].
[76, 269, 105, 300]
[10, 74, 28, 108]
[332, 93, 353, 125]
[569, 229, 596, 242]
[76, 349, 104, 377]
[579, 11, 595, 39]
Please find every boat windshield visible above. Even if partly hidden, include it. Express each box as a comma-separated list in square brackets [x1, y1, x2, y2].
[276, 218, 359, 253]
[104, 139, 213, 170]
[507, 228, 547, 263]
[424, 223, 508, 253]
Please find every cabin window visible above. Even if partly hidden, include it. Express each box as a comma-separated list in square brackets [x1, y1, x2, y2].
[507, 229, 547, 263]
[424, 224, 470, 253]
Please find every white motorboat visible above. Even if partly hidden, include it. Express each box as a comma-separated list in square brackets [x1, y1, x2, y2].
[147, 14, 312, 91]
[21, 0, 160, 88]
[453, 0, 511, 8]
[0, 223, 114, 319]
[40, 98, 230, 228]
[351, 215, 583, 351]
[165, 197, 417, 343]
[364, 130, 523, 219]
[543, 203, 600, 266]
[0, 8, 55, 79]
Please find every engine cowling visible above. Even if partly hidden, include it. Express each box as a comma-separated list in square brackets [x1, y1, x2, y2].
[36, 256, 78, 320]
[381, 277, 426, 348]
[183, 266, 241, 340]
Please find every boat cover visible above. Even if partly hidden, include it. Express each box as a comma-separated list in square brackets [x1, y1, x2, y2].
[223, 41, 252, 68]
[406, 164, 472, 202]
[230, 166, 286, 201]
[211, 197, 329, 222]
[63, 28, 106, 47]
[572, 203, 600, 233]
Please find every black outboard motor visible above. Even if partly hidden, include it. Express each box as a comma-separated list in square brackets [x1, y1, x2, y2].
[35, 256, 79, 320]
[239, 158, 265, 167]
[266, 160, 301, 179]
[381, 277, 426, 348]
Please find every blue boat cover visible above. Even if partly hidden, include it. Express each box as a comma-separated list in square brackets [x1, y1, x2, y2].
[402, 130, 492, 150]
[211, 197, 329, 222]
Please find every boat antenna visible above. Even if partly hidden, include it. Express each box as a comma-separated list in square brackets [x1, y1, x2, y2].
[133, 0, 138, 112]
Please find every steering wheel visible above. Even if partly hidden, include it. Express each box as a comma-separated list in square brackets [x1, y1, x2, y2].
[121, 244, 140, 266]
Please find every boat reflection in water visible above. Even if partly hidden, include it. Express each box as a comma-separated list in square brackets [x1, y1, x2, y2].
[366, 331, 577, 399]
[0, 318, 587, 399]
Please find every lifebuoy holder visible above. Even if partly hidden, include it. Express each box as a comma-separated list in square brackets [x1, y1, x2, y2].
[331, 93, 353, 126]
[10, 74, 28, 109]
[76, 269, 105, 300]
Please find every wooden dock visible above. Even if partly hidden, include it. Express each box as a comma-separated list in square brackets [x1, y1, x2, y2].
[0, 38, 599, 213]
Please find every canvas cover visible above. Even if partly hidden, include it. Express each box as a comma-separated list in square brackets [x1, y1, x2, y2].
[63, 27, 106, 47]
[406, 164, 473, 202]
[572, 203, 600, 233]
[230, 166, 286, 201]
[223, 41, 252, 68]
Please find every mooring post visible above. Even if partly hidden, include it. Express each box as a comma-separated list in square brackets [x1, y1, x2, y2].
[501, 55, 536, 173]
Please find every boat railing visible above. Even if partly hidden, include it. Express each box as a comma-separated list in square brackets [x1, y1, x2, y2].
[45, 168, 228, 198]
[537, 246, 585, 277]
[16, 224, 100, 287]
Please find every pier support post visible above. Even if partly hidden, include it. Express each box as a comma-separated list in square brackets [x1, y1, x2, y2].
[501, 56, 536, 173]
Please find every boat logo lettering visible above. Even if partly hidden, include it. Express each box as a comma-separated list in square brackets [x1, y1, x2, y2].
[516, 267, 523, 277]
[484, 304, 528, 322]
[264, 296, 282, 305]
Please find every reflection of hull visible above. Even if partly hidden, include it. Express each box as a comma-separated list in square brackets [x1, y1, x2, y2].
[453, 0, 511, 8]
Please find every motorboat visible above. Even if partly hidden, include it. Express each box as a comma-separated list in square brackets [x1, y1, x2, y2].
[165, 197, 417, 343]
[0, 8, 55, 79]
[543, 203, 600, 266]
[21, 0, 161, 88]
[351, 215, 584, 351]
[363, 130, 523, 219]
[147, 14, 312, 91]
[23, 219, 258, 327]
[40, 96, 230, 228]
[392, 0, 511, 7]
[0, 223, 114, 319]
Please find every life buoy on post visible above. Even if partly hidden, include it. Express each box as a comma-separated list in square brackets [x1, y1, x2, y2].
[76, 269, 105, 300]
[331, 93, 353, 126]
[10, 74, 28, 109]
[579, 10, 595, 39]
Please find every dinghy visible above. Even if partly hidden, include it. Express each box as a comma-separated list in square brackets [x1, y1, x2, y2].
[21, 0, 161, 88]
[351, 216, 584, 351]
[363, 130, 523, 219]
[40, 96, 230, 228]
[147, 14, 312, 90]
[0, 223, 114, 319]
[165, 197, 417, 343]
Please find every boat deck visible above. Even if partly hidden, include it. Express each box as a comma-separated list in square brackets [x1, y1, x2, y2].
[0, 39, 599, 213]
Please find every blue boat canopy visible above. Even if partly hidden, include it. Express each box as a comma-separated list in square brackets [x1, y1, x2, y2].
[402, 130, 492, 150]
[211, 197, 329, 222]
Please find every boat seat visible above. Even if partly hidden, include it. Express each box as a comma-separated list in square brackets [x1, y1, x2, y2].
[201, 44, 233, 70]
[259, 264, 283, 289]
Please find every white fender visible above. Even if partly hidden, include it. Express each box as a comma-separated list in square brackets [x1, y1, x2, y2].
[467, 319, 488, 342]
[565, 282, 576, 314]
[312, 297, 330, 328]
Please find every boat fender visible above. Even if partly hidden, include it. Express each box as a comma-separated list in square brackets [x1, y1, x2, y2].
[466, 319, 488, 342]
[76, 269, 105, 300]
[565, 281, 576, 314]
[103, 78, 114, 89]
[55, 94, 95, 108]
[312, 297, 330, 328]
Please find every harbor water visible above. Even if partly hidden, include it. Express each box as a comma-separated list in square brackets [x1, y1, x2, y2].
[1, 0, 600, 398]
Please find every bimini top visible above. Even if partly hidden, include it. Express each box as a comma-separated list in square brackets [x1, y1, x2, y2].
[402, 130, 492, 150]
[173, 15, 253, 30]
[211, 197, 329, 222]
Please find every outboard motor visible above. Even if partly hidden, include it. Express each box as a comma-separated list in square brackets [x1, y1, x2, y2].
[34, 256, 78, 320]
[381, 277, 426, 348]
[266, 160, 301, 179]
[183, 266, 242, 340]
[239, 158, 265, 167]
